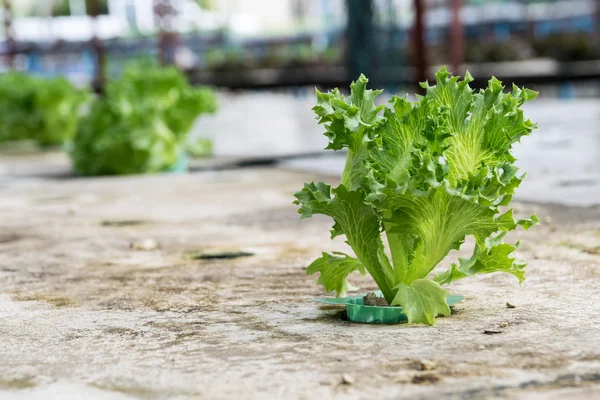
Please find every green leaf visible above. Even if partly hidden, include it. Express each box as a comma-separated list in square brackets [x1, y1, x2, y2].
[376, 185, 527, 284]
[391, 279, 451, 325]
[440, 76, 537, 183]
[369, 95, 429, 186]
[306, 252, 366, 297]
[294, 183, 395, 302]
[434, 241, 528, 285]
[313, 75, 383, 152]
[313, 74, 384, 190]
[517, 214, 540, 230]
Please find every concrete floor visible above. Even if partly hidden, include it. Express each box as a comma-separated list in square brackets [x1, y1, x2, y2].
[0, 161, 599, 399]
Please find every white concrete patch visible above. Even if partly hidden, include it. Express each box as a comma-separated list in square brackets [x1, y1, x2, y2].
[0, 382, 137, 400]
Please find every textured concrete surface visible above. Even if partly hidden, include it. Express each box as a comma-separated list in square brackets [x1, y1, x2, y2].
[0, 164, 599, 399]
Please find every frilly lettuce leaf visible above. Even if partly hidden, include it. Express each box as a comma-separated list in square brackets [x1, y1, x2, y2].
[306, 252, 365, 297]
[391, 279, 451, 325]
[295, 182, 395, 301]
[313, 75, 384, 190]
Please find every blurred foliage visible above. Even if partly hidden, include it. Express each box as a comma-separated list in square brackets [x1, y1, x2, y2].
[52, 0, 71, 17]
[205, 48, 252, 72]
[201, 31, 597, 73]
[195, 0, 213, 9]
[186, 137, 213, 158]
[464, 37, 530, 63]
[426, 33, 599, 66]
[205, 43, 343, 72]
[71, 64, 217, 176]
[16, 0, 107, 17]
[85, 0, 109, 16]
[533, 33, 600, 62]
[0, 73, 89, 146]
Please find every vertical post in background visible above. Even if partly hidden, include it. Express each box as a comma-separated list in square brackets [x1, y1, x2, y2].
[380, 0, 401, 91]
[523, 0, 535, 42]
[49, 0, 57, 77]
[596, 0, 600, 34]
[154, 0, 178, 66]
[346, 0, 375, 84]
[413, 0, 427, 92]
[154, 0, 165, 65]
[86, 0, 105, 92]
[2, 0, 16, 68]
[291, 0, 306, 31]
[449, 0, 463, 75]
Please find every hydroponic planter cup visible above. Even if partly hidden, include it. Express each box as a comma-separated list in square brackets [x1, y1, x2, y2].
[163, 153, 190, 174]
[314, 291, 465, 324]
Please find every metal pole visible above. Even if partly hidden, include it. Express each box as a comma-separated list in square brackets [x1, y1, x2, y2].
[154, 0, 178, 65]
[413, 0, 427, 91]
[449, 0, 463, 74]
[86, 0, 105, 92]
[346, 0, 375, 82]
[2, 0, 16, 68]
[596, 0, 600, 34]
[154, 0, 165, 65]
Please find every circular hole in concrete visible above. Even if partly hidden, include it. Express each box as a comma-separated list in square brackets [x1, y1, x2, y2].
[185, 250, 255, 260]
[555, 179, 598, 187]
[101, 220, 149, 227]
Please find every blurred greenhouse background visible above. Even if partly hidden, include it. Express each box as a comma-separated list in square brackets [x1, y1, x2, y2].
[0, 0, 598, 89]
[0, 0, 599, 178]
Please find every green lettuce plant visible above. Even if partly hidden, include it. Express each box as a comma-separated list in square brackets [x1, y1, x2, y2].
[295, 67, 539, 325]
[34, 76, 90, 146]
[0, 73, 38, 144]
[0, 72, 88, 146]
[70, 65, 216, 176]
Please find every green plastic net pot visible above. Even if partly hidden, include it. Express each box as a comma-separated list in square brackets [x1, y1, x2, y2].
[314, 291, 464, 324]
[163, 153, 189, 174]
